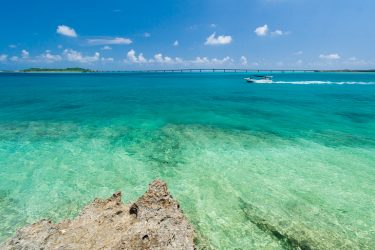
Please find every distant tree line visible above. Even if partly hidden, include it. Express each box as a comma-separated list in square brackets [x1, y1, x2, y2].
[21, 67, 94, 72]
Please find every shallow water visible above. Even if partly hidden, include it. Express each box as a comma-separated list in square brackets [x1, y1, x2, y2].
[0, 72, 375, 248]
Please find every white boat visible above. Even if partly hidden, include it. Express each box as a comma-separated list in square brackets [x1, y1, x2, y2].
[244, 75, 273, 83]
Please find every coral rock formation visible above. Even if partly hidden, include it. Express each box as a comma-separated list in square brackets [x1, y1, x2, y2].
[2, 180, 195, 250]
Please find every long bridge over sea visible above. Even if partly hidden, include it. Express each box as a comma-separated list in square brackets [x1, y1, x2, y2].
[120, 69, 318, 73]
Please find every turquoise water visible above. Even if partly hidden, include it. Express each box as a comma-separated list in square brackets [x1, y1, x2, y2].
[0, 72, 375, 248]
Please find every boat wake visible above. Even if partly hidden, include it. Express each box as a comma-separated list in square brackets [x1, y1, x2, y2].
[272, 80, 375, 85]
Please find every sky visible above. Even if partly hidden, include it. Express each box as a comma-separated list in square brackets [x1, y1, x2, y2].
[1, 0, 375, 70]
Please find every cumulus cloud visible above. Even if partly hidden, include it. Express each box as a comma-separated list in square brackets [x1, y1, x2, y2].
[127, 49, 147, 63]
[255, 24, 269, 36]
[0, 54, 8, 62]
[10, 56, 19, 62]
[173, 40, 179, 46]
[127, 49, 137, 62]
[240, 56, 248, 65]
[138, 53, 147, 63]
[151, 53, 182, 64]
[192, 56, 233, 65]
[9, 44, 17, 49]
[56, 25, 77, 37]
[63, 49, 100, 63]
[319, 53, 340, 60]
[255, 24, 288, 37]
[88, 37, 132, 45]
[153, 53, 164, 63]
[143, 32, 151, 38]
[126, 50, 185, 65]
[205, 32, 232, 45]
[211, 56, 233, 64]
[125, 52, 235, 66]
[40, 50, 62, 62]
[21, 50, 29, 59]
[192, 57, 210, 64]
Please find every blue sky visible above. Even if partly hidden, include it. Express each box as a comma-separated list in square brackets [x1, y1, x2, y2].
[1, 0, 374, 70]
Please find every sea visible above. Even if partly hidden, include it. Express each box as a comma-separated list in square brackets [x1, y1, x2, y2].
[0, 72, 374, 248]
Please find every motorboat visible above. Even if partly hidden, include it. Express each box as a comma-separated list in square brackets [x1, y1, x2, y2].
[244, 75, 273, 83]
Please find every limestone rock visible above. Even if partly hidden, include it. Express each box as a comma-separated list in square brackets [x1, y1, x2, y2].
[2, 180, 195, 250]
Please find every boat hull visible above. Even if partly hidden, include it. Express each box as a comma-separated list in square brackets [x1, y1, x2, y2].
[244, 78, 273, 84]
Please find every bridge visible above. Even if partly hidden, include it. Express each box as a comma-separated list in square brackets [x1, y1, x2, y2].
[121, 69, 317, 73]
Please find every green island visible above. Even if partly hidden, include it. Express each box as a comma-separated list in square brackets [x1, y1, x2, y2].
[21, 67, 94, 73]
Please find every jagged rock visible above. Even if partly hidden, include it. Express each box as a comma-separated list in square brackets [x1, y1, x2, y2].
[1, 180, 195, 250]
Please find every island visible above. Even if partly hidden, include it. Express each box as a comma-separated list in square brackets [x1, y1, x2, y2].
[21, 67, 94, 73]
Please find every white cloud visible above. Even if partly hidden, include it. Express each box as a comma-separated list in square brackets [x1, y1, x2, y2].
[88, 37, 132, 45]
[255, 25, 288, 37]
[138, 53, 147, 63]
[126, 50, 184, 65]
[271, 30, 284, 36]
[101, 57, 114, 62]
[173, 40, 179, 46]
[192, 57, 210, 64]
[56, 25, 77, 37]
[21, 50, 29, 59]
[210, 24, 217, 28]
[101, 46, 112, 50]
[10, 56, 19, 62]
[143, 32, 151, 38]
[175, 57, 183, 64]
[192, 56, 233, 65]
[0, 54, 8, 62]
[205, 32, 232, 45]
[319, 53, 340, 60]
[153, 53, 164, 63]
[9, 44, 17, 49]
[211, 56, 233, 65]
[240, 56, 248, 65]
[127, 53, 235, 66]
[40, 50, 62, 62]
[344, 57, 371, 66]
[255, 24, 269, 36]
[57, 45, 63, 49]
[63, 49, 100, 63]
[294, 51, 303, 55]
[127, 49, 137, 62]
[127, 49, 147, 63]
[152, 53, 180, 64]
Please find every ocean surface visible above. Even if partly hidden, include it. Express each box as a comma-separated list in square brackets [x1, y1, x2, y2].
[0, 72, 374, 248]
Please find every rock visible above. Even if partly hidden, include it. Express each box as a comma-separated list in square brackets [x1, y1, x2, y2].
[1, 180, 196, 250]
